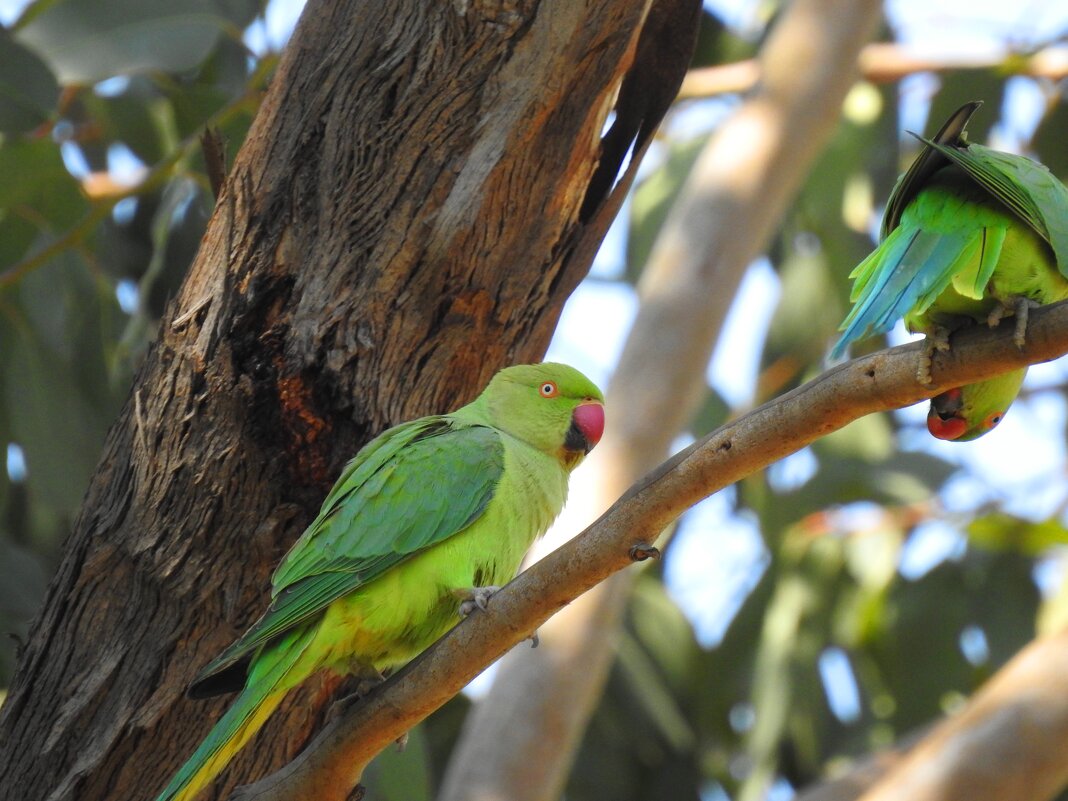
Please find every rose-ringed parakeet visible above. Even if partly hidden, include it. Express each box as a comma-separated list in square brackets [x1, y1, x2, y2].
[155, 363, 605, 801]
[832, 101, 1068, 440]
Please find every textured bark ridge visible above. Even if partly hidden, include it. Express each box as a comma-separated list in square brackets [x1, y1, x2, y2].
[0, 1, 697, 799]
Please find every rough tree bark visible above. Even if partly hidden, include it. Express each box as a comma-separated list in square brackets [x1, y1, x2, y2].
[0, 1, 697, 798]
[439, 2, 883, 799]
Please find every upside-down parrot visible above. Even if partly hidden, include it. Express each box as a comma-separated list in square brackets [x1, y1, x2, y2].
[155, 362, 605, 801]
[832, 101, 1068, 440]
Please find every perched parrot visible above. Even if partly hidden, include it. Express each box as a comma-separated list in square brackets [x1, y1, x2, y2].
[832, 101, 1068, 440]
[155, 362, 605, 801]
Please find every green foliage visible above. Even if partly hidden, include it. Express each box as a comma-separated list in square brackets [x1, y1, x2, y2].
[0, 29, 59, 134]
[16, 0, 261, 84]
[362, 725, 435, 801]
[0, 0, 271, 685]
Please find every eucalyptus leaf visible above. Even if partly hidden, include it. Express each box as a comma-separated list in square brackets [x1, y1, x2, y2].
[0, 136, 86, 230]
[626, 134, 707, 283]
[17, 0, 231, 84]
[0, 538, 49, 681]
[0, 28, 59, 134]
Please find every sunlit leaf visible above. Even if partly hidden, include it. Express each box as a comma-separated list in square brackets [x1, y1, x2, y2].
[968, 514, 1068, 556]
[17, 0, 233, 84]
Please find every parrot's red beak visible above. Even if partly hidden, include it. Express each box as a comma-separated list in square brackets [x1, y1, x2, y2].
[927, 388, 967, 440]
[569, 402, 605, 454]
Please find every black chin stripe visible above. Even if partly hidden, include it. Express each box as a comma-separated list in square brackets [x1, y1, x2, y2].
[565, 420, 590, 454]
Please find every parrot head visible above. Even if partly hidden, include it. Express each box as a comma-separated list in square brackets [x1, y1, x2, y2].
[926, 368, 1027, 441]
[483, 363, 605, 469]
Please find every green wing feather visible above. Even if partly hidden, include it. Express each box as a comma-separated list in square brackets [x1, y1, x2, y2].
[917, 139, 1068, 273]
[192, 417, 504, 686]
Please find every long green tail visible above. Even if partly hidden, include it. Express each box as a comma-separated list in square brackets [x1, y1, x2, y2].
[155, 628, 314, 801]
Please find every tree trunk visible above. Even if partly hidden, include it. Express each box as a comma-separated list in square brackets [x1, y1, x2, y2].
[0, 1, 693, 798]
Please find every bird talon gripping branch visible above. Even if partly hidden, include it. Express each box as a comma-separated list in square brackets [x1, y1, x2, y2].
[457, 585, 502, 618]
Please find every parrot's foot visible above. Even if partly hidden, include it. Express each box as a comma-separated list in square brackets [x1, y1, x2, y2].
[988, 296, 1040, 348]
[918, 329, 951, 385]
[328, 672, 387, 719]
[395, 731, 409, 751]
[457, 585, 502, 618]
[352, 673, 387, 698]
[986, 302, 1009, 329]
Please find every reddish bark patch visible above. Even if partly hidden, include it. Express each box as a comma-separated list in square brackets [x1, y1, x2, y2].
[276, 372, 331, 485]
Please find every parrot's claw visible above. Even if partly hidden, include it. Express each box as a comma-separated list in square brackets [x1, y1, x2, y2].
[1012, 297, 1040, 348]
[988, 296, 1040, 348]
[395, 731, 409, 751]
[528, 630, 540, 648]
[328, 672, 386, 719]
[457, 585, 502, 618]
[987, 303, 1009, 329]
[918, 329, 950, 385]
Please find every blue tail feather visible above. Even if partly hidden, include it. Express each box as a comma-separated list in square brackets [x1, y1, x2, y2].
[831, 227, 972, 360]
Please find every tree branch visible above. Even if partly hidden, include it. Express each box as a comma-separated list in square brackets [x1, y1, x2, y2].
[232, 299, 1068, 801]
[798, 626, 1068, 801]
[677, 42, 1068, 99]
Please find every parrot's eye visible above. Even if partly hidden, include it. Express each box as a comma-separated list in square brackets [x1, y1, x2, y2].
[984, 411, 1004, 430]
[539, 381, 558, 398]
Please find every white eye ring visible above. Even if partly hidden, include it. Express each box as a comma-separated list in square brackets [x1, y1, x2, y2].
[539, 381, 558, 398]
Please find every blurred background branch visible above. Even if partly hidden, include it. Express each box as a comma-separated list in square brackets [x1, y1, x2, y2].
[679, 42, 1068, 99]
[797, 627, 1068, 801]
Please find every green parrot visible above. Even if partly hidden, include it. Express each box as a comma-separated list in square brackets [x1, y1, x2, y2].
[832, 101, 1068, 440]
[155, 362, 605, 801]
